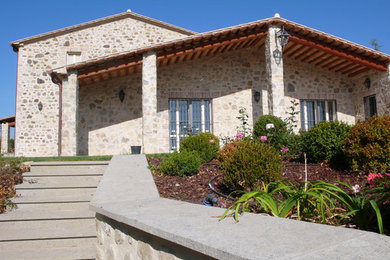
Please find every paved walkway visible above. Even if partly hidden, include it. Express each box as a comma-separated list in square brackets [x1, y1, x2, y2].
[0, 161, 108, 260]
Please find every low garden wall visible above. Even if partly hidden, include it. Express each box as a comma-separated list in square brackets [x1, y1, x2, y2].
[90, 155, 390, 260]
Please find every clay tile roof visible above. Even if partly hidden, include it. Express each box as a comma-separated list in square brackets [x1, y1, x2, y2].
[0, 116, 15, 124]
[66, 16, 390, 77]
[10, 11, 195, 50]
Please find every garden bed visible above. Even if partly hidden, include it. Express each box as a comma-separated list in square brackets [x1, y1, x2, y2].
[0, 162, 26, 214]
[148, 158, 365, 205]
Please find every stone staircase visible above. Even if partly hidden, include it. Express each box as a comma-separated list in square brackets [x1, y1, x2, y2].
[0, 161, 108, 260]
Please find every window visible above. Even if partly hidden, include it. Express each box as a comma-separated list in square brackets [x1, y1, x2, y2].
[300, 100, 336, 131]
[66, 52, 81, 65]
[364, 95, 377, 120]
[169, 99, 212, 151]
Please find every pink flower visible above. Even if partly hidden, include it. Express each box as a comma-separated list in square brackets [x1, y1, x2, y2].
[236, 133, 243, 139]
[281, 147, 289, 153]
[209, 139, 215, 143]
[260, 136, 267, 141]
[352, 184, 361, 194]
[367, 173, 383, 187]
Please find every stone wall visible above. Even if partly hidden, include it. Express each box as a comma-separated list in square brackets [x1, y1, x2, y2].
[96, 214, 213, 260]
[353, 68, 390, 120]
[15, 14, 189, 156]
[77, 46, 266, 155]
[283, 56, 359, 129]
[157, 46, 267, 151]
[78, 73, 142, 155]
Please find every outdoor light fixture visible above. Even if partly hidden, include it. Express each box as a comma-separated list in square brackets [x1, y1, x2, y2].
[275, 26, 290, 48]
[119, 89, 125, 103]
[364, 78, 371, 89]
[38, 101, 43, 111]
[273, 49, 282, 65]
[254, 91, 261, 103]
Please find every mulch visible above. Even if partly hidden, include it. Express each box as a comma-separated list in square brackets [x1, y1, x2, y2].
[148, 158, 366, 206]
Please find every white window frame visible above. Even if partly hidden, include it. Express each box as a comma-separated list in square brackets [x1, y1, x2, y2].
[66, 52, 81, 65]
[300, 99, 337, 131]
[169, 99, 213, 151]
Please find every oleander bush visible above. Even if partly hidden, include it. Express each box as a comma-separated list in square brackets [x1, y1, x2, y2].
[217, 139, 283, 191]
[158, 151, 202, 177]
[253, 115, 289, 150]
[180, 132, 219, 163]
[344, 116, 390, 173]
[300, 121, 351, 168]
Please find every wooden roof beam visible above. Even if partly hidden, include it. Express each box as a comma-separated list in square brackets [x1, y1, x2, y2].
[328, 60, 351, 71]
[314, 55, 335, 66]
[322, 57, 343, 69]
[349, 67, 371, 77]
[296, 48, 318, 61]
[290, 36, 387, 71]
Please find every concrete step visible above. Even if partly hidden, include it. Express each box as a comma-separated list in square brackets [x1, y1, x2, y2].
[13, 188, 96, 203]
[0, 202, 94, 221]
[30, 161, 108, 175]
[0, 237, 96, 260]
[17, 175, 101, 189]
[0, 218, 96, 241]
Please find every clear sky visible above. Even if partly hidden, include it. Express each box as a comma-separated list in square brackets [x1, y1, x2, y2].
[1, 0, 389, 120]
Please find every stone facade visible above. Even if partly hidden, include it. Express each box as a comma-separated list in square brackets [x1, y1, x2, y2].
[12, 12, 390, 156]
[14, 13, 191, 156]
[96, 214, 213, 260]
[1, 123, 9, 154]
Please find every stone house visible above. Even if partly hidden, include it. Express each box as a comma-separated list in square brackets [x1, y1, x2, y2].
[7, 10, 390, 157]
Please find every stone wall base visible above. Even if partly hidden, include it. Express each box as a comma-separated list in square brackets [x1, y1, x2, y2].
[96, 214, 214, 260]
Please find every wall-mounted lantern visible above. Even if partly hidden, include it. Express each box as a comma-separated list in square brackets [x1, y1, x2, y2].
[38, 101, 43, 111]
[119, 89, 125, 103]
[364, 78, 371, 89]
[275, 26, 290, 48]
[254, 91, 261, 103]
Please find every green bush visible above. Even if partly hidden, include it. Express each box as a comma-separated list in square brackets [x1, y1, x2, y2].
[344, 116, 390, 173]
[217, 139, 282, 191]
[180, 132, 219, 163]
[253, 115, 289, 150]
[300, 121, 351, 167]
[158, 151, 202, 177]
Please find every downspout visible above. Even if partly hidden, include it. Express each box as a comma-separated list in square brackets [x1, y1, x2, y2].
[50, 72, 63, 156]
[12, 44, 19, 156]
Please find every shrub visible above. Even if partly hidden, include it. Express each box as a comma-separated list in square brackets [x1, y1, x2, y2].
[180, 132, 219, 163]
[344, 116, 390, 173]
[300, 121, 351, 168]
[253, 115, 289, 150]
[158, 151, 202, 177]
[217, 139, 282, 191]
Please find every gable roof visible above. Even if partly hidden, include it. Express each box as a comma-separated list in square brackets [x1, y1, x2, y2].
[10, 11, 196, 50]
[60, 15, 390, 85]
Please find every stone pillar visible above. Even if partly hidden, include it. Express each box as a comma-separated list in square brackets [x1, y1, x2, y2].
[1, 123, 9, 154]
[265, 24, 286, 118]
[142, 51, 158, 154]
[61, 70, 79, 156]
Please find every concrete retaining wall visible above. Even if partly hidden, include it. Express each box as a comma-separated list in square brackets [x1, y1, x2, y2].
[90, 155, 390, 259]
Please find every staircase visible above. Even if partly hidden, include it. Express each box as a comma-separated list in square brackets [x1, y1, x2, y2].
[0, 161, 108, 260]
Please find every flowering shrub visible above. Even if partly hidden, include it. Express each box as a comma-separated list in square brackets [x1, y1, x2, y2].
[300, 121, 351, 168]
[217, 139, 283, 191]
[180, 132, 219, 163]
[253, 115, 289, 150]
[158, 151, 202, 177]
[344, 116, 390, 173]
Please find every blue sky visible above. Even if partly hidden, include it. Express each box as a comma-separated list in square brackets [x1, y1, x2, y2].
[1, 0, 389, 121]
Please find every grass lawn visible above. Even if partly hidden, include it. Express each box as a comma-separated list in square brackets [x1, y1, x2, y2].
[0, 155, 113, 162]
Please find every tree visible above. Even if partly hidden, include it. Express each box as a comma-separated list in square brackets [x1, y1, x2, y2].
[370, 39, 382, 51]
